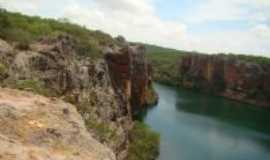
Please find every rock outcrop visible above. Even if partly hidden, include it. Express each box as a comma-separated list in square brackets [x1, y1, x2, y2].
[0, 88, 116, 160]
[0, 34, 157, 159]
[105, 42, 158, 114]
[179, 54, 270, 107]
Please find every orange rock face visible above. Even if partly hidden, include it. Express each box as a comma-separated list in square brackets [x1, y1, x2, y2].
[179, 54, 270, 107]
[105, 45, 157, 113]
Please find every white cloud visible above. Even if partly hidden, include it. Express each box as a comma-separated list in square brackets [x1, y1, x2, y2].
[0, 0, 40, 13]
[63, 0, 187, 49]
[94, 0, 154, 14]
[182, 24, 270, 57]
[186, 0, 270, 23]
[252, 24, 270, 39]
[0, 0, 269, 57]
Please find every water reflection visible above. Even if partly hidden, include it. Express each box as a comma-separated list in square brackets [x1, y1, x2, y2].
[141, 83, 270, 160]
[175, 88, 270, 134]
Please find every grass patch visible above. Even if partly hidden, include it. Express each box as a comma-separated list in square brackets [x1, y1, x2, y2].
[127, 121, 160, 160]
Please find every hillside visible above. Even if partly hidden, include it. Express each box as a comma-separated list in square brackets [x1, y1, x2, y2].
[144, 44, 187, 85]
[144, 44, 270, 86]
[0, 9, 115, 59]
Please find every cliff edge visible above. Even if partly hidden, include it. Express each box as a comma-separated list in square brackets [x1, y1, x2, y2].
[0, 34, 157, 159]
[0, 88, 116, 160]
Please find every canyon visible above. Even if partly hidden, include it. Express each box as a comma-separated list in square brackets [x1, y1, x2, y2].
[1, 9, 270, 160]
[0, 34, 157, 160]
[146, 47, 270, 107]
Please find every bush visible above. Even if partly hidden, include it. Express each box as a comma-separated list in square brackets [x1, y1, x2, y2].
[75, 100, 117, 143]
[127, 121, 160, 160]
[0, 63, 8, 81]
[0, 63, 7, 75]
[85, 119, 116, 142]
[12, 79, 51, 96]
[145, 84, 158, 106]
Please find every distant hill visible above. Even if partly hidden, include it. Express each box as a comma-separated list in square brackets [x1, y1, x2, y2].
[141, 43, 270, 86]
[143, 43, 184, 54]
[140, 43, 187, 85]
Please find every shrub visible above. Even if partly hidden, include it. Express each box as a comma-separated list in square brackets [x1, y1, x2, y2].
[0, 63, 8, 81]
[0, 63, 7, 75]
[127, 121, 160, 160]
[75, 99, 117, 143]
[145, 84, 158, 106]
[12, 79, 51, 96]
[85, 119, 116, 142]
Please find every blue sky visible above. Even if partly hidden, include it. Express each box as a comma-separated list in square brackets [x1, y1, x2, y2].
[0, 0, 270, 57]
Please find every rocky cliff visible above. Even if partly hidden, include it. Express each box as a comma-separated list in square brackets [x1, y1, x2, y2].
[0, 35, 157, 159]
[105, 41, 158, 113]
[179, 54, 270, 107]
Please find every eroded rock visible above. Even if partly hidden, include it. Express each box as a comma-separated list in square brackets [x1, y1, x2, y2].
[179, 54, 270, 107]
[105, 44, 158, 113]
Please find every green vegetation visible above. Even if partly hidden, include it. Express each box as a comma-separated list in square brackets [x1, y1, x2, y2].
[145, 84, 158, 106]
[225, 54, 270, 65]
[145, 44, 186, 86]
[85, 119, 117, 143]
[8, 79, 52, 96]
[0, 9, 115, 59]
[0, 63, 7, 75]
[74, 100, 117, 143]
[127, 121, 160, 160]
[0, 78, 53, 97]
[145, 44, 270, 88]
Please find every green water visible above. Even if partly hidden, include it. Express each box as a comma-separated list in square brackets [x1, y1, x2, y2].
[141, 83, 270, 160]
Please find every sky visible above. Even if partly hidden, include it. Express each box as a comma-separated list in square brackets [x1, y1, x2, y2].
[0, 0, 270, 57]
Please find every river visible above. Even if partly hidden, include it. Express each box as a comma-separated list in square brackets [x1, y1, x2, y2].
[141, 83, 270, 160]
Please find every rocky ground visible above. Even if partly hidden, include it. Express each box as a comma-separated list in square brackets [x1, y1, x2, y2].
[0, 88, 116, 160]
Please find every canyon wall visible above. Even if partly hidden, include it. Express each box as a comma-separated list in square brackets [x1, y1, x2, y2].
[179, 54, 270, 107]
[105, 42, 158, 114]
[0, 35, 157, 159]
